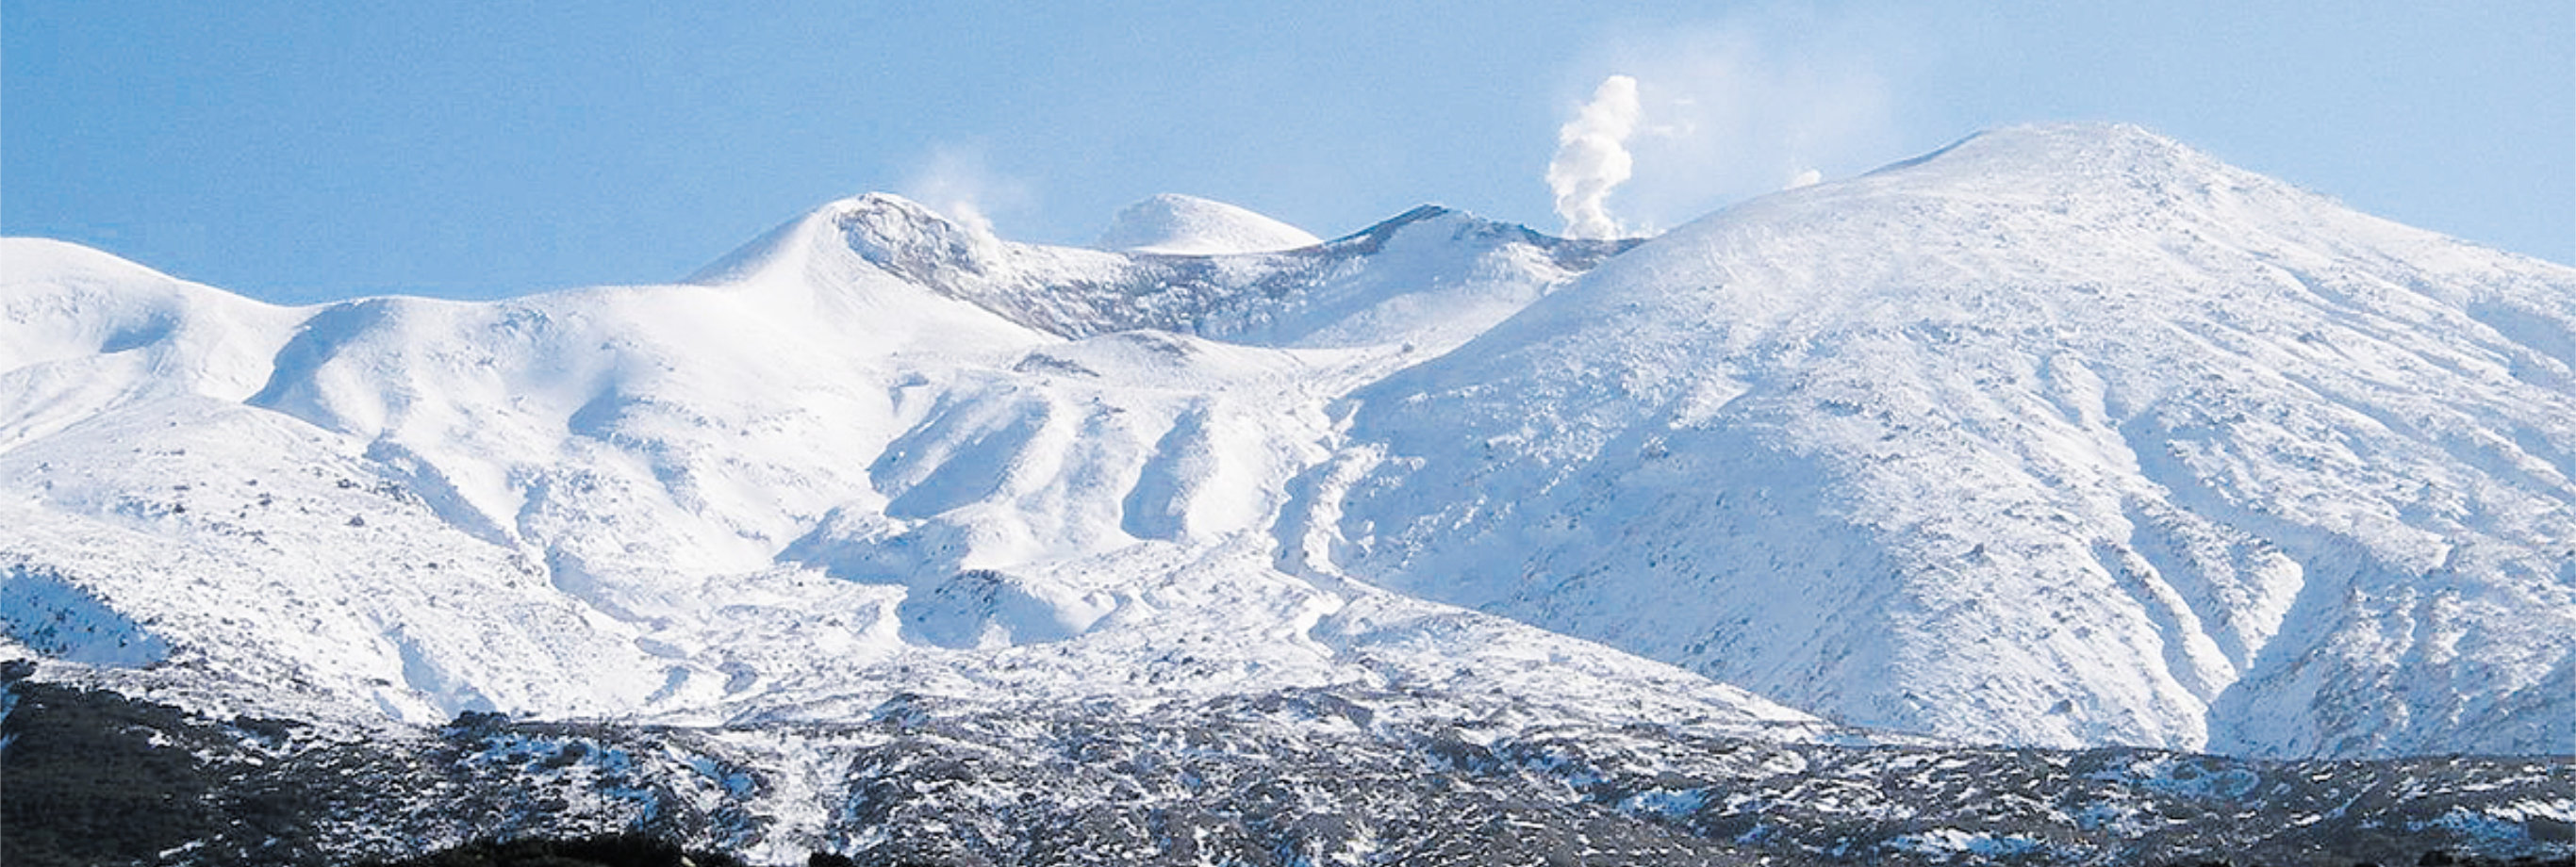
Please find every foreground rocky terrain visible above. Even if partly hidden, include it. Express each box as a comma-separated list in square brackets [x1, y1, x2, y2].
[7, 665, 2572, 866]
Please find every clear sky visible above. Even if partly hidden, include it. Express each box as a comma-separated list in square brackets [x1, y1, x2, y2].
[6, 1, 2570, 303]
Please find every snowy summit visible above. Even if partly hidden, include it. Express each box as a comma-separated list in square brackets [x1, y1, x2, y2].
[1093, 193, 1322, 255]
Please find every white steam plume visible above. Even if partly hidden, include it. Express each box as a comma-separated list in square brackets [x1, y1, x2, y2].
[1571, 11, 1906, 229]
[1547, 74, 1643, 240]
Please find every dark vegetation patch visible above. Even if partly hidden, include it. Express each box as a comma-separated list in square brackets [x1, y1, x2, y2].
[0, 666, 322, 867]
[2, 669, 2570, 867]
[354, 832, 747, 867]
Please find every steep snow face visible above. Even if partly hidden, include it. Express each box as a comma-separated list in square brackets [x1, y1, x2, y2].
[1095, 192, 1322, 255]
[1313, 123, 2576, 758]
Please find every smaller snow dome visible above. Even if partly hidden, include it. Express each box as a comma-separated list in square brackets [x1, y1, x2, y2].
[1094, 193, 1321, 256]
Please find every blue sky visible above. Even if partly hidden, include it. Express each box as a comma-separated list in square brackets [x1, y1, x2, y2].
[5, 1, 2569, 303]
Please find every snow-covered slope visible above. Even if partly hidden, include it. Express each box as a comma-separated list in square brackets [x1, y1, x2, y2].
[1094, 192, 1321, 255]
[1307, 123, 2576, 757]
[0, 239, 305, 450]
[3, 123, 2571, 766]
[0, 198, 1792, 740]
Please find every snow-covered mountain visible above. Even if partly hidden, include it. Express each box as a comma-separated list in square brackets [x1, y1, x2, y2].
[0, 191, 1756, 743]
[1307, 124, 2576, 758]
[3, 122, 2572, 784]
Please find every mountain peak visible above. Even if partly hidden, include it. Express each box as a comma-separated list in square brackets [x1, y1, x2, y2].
[830, 192, 998, 272]
[825, 191, 961, 225]
[1094, 193, 1320, 256]
[686, 191, 994, 288]
[1852, 122, 2253, 204]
